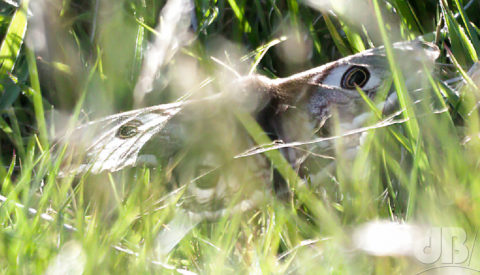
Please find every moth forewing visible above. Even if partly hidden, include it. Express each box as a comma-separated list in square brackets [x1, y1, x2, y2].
[260, 41, 438, 101]
[58, 102, 184, 175]
[251, 41, 440, 183]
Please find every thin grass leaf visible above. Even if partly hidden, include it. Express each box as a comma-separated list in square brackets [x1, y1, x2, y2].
[342, 24, 365, 53]
[445, 45, 478, 90]
[0, 0, 28, 78]
[372, 0, 419, 142]
[381, 150, 398, 214]
[286, 0, 300, 28]
[440, 0, 478, 66]
[390, 0, 423, 34]
[323, 14, 351, 56]
[355, 84, 412, 153]
[452, 0, 480, 56]
[6, 108, 24, 158]
[133, 15, 146, 80]
[405, 136, 422, 220]
[423, 65, 456, 128]
[248, 36, 287, 75]
[438, 80, 465, 119]
[226, 0, 251, 33]
[25, 48, 48, 149]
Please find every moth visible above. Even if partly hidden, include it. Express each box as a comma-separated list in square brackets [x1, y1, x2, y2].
[59, 41, 439, 253]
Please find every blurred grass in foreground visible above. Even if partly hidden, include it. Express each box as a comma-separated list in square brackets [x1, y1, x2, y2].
[1, 0, 480, 273]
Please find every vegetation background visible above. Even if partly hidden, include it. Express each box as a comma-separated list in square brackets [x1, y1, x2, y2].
[1, 0, 480, 273]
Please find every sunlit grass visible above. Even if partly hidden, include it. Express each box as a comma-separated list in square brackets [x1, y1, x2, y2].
[1, 0, 480, 273]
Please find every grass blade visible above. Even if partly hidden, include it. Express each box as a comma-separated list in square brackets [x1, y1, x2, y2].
[372, 0, 419, 142]
[440, 0, 478, 66]
[0, 0, 29, 77]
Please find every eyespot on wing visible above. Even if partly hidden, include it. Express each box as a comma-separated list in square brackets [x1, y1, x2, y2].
[341, 66, 371, 89]
[116, 119, 143, 139]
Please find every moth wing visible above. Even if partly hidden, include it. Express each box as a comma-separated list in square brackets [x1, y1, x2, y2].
[59, 102, 184, 175]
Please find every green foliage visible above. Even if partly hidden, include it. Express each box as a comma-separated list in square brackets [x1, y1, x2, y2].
[1, 0, 480, 273]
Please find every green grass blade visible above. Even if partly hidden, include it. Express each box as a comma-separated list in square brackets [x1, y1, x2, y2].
[25, 48, 48, 149]
[342, 24, 365, 53]
[452, 0, 480, 56]
[226, 0, 251, 33]
[355, 84, 412, 153]
[0, 0, 29, 78]
[372, 0, 419, 142]
[323, 14, 351, 56]
[440, 0, 478, 66]
[390, 0, 423, 34]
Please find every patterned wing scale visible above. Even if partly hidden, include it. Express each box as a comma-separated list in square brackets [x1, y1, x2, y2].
[60, 98, 272, 220]
[60, 102, 183, 175]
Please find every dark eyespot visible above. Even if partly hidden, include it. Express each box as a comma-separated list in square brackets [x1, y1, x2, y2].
[341, 66, 370, 89]
[116, 119, 142, 139]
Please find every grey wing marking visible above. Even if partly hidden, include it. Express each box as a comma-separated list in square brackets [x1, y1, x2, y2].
[60, 102, 184, 175]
